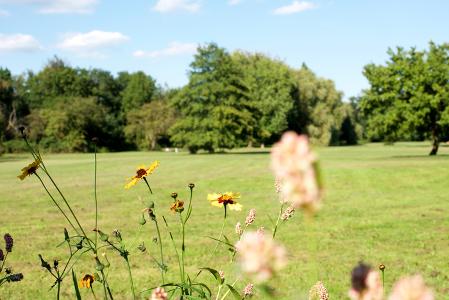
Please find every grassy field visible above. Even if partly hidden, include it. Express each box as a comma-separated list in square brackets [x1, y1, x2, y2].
[1, 143, 449, 299]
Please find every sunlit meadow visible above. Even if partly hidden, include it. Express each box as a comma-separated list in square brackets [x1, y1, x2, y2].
[1, 142, 449, 299]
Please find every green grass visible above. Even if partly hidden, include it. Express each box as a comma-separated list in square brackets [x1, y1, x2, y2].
[1, 142, 449, 299]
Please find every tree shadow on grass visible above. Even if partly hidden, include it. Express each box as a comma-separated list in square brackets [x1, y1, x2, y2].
[388, 154, 449, 159]
[196, 150, 271, 155]
[0, 155, 25, 163]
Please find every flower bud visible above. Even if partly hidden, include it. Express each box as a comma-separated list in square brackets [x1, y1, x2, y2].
[171, 192, 178, 199]
[188, 183, 195, 190]
[112, 229, 122, 242]
[38, 254, 51, 271]
[379, 264, 385, 271]
[4, 234, 13, 252]
[7, 273, 24, 282]
[63, 228, 70, 242]
[139, 214, 146, 225]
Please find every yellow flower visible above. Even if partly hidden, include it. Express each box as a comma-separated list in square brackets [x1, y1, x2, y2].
[208, 192, 242, 211]
[18, 159, 41, 180]
[79, 274, 95, 288]
[125, 161, 159, 189]
[170, 200, 184, 213]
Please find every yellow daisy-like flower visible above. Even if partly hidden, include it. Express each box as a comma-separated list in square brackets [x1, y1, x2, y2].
[18, 159, 41, 180]
[208, 192, 242, 211]
[125, 161, 159, 189]
[79, 274, 95, 288]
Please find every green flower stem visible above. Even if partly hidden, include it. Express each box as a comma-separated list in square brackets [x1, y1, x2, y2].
[0, 252, 8, 273]
[219, 279, 238, 300]
[143, 177, 165, 284]
[215, 284, 223, 300]
[212, 205, 227, 254]
[94, 144, 98, 250]
[125, 257, 136, 300]
[272, 202, 286, 239]
[90, 286, 98, 300]
[100, 269, 114, 300]
[162, 216, 183, 284]
[179, 213, 186, 284]
[35, 173, 79, 235]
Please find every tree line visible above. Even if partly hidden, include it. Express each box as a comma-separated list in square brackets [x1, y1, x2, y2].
[1, 41, 447, 154]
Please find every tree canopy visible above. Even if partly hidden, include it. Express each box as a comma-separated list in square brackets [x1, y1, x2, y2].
[360, 42, 449, 155]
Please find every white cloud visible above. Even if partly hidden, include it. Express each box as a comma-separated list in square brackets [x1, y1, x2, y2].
[0, 33, 42, 52]
[153, 0, 201, 13]
[273, 1, 316, 15]
[58, 30, 128, 51]
[0, 0, 98, 14]
[133, 42, 197, 58]
[0, 9, 10, 16]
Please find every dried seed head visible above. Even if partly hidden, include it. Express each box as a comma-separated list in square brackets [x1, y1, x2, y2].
[188, 183, 195, 189]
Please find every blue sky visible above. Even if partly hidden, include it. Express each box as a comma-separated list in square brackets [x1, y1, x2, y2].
[0, 0, 448, 99]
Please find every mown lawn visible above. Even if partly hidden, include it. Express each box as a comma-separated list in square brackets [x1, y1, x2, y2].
[1, 143, 448, 299]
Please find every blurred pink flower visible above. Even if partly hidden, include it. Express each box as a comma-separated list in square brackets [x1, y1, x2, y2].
[389, 275, 434, 300]
[218, 270, 225, 280]
[235, 231, 287, 282]
[245, 209, 256, 226]
[309, 281, 329, 300]
[281, 206, 295, 221]
[235, 222, 243, 235]
[243, 283, 254, 298]
[151, 287, 168, 300]
[271, 132, 323, 214]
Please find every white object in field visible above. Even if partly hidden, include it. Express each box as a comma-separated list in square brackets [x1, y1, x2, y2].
[175, 148, 179, 153]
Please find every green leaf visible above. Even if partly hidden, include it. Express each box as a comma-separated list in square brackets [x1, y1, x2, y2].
[71, 269, 82, 300]
[199, 267, 222, 285]
[226, 284, 242, 300]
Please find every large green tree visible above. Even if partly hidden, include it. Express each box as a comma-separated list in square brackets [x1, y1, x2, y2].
[292, 65, 345, 145]
[124, 100, 176, 150]
[120, 71, 156, 113]
[170, 43, 255, 153]
[232, 52, 296, 144]
[360, 42, 449, 155]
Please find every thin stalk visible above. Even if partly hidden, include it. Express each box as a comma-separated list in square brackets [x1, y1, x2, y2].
[143, 177, 153, 195]
[35, 173, 79, 235]
[219, 279, 238, 300]
[100, 269, 114, 300]
[179, 214, 186, 283]
[125, 257, 136, 300]
[272, 203, 286, 239]
[215, 284, 223, 300]
[94, 144, 98, 249]
[143, 177, 165, 284]
[0, 252, 8, 272]
[90, 286, 98, 300]
[162, 216, 183, 283]
[212, 205, 227, 254]
[41, 167, 93, 249]
[56, 280, 61, 300]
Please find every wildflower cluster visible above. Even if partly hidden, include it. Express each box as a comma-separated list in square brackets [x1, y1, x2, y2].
[11, 129, 438, 299]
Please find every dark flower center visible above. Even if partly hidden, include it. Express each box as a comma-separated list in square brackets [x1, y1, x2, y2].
[136, 168, 147, 178]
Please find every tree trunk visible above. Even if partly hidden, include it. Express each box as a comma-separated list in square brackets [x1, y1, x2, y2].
[429, 129, 439, 156]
